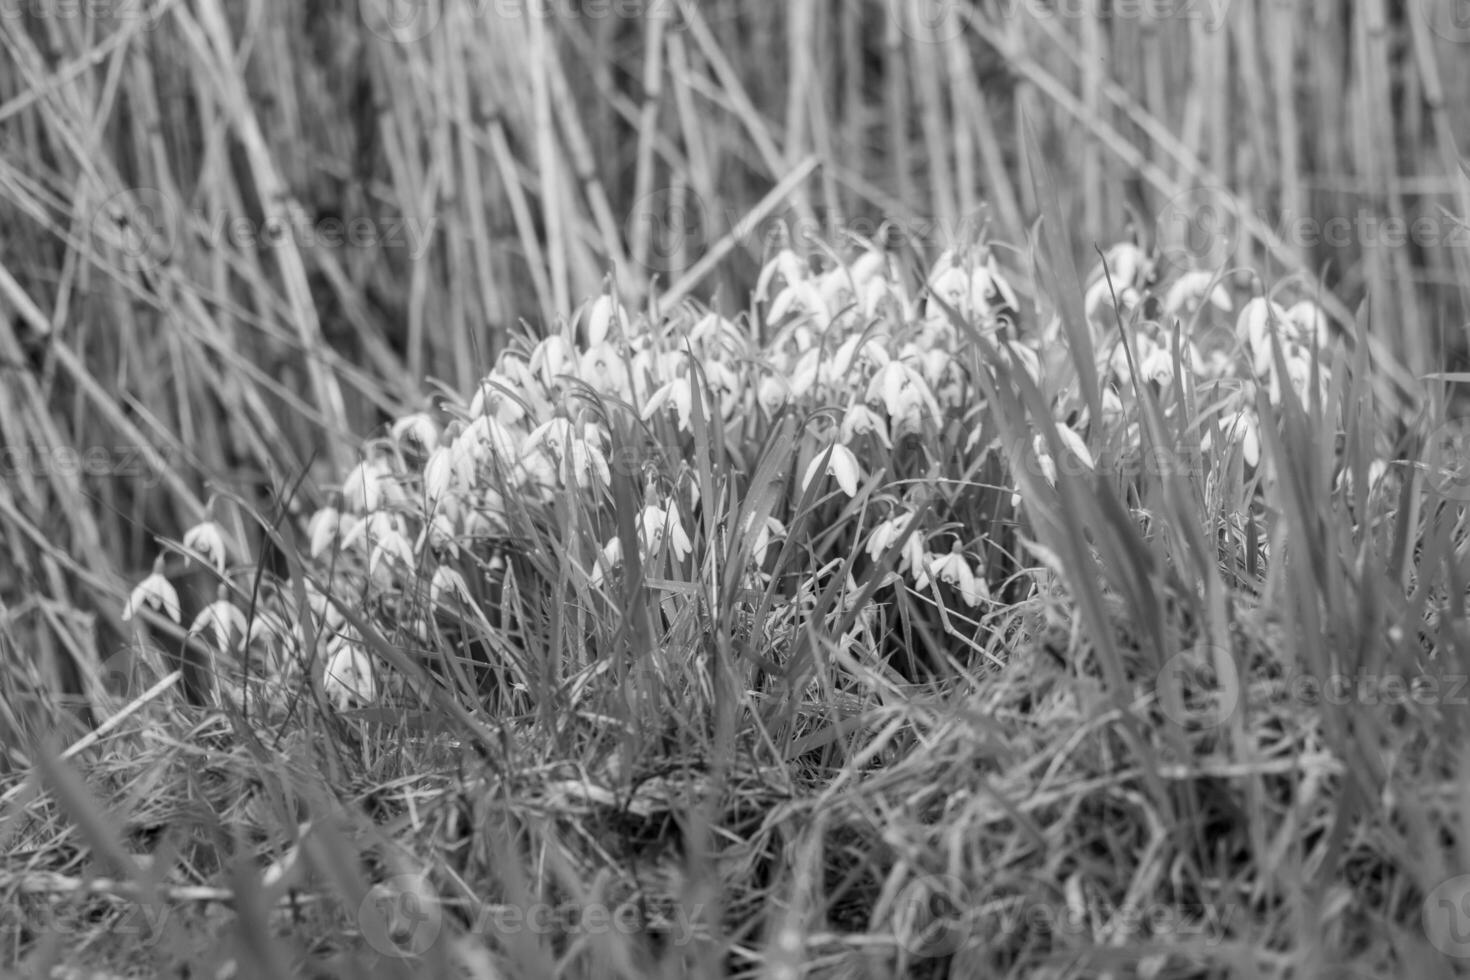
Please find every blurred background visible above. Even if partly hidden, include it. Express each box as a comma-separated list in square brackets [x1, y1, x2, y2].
[1, 0, 1469, 711]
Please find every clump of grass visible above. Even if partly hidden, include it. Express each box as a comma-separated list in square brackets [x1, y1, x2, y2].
[5, 213, 1465, 978]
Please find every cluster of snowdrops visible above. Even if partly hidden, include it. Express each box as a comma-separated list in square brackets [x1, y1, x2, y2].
[119, 237, 1341, 712]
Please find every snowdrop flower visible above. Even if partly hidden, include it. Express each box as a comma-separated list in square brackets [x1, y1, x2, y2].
[418, 512, 459, 557]
[916, 545, 989, 607]
[643, 375, 710, 433]
[340, 456, 399, 513]
[746, 515, 786, 566]
[122, 556, 180, 624]
[368, 529, 417, 579]
[1084, 243, 1150, 323]
[468, 376, 527, 427]
[527, 418, 613, 492]
[429, 565, 474, 607]
[866, 511, 925, 574]
[1205, 406, 1262, 467]
[323, 634, 376, 710]
[189, 587, 248, 652]
[757, 373, 791, 414]
[577, 342, 630, 399]
[638, 503, 692, 562]
[580, 293, 626, 347]
[423, 444, 475, 504]
[182, 521, 229, 574]
[341, 510, 405, 553]
[840, 402, 891, 447]
[867, 361, 940, 426]
[1139, 339, 1178, 386]
[689, 312, 746, 357]
[788, 347, 823, 399]
[1162, 270, 1232, 316]
[458, 413, 522, 465]
[390, 413, 439, 453]
[589, 536, 622, 587]
[767, 280, 830, 326]
[529, 334, 575, 389]
[700, 358, 743, 418]
[307, 506, 358, 559]
[970, 257, 1020, 322]
[754, 247, 807, 302]
[1011, 428, 1093, 507]
[1284, 299, 1330, 350]
[801, 442, 863, 498]
[1236, 298, 1292, 376]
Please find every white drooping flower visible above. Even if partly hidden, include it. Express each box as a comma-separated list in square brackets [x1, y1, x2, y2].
[1162, 270, 1231, 316]
[429, 565, 474, 607]
[182, 520, 229, 574]
[1204, 405, 1262, 468]
[754, 247, 808, 303]
[866, 511, 924, 575]
[390, 413, 439, 453]
[746, 515, 786, 566]
[529, 333, 575, 390]
[866, 360, 940, 428]
[122, 557, 180, 624]
[307, 506, 352, 559]
[423, 444, 474, 504]
[801, 442, 863, 498]
[526, 417, 612, 492]
[323, 634, 376, 710]
[638, 502, 692, 563]
[340, 456, 399, 513]
[916, 546, 989, 607]
[840, 402, 891, 448]
[189, 589, 248, 652]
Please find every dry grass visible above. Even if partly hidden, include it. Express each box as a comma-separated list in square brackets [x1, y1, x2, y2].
[2, 2, 1470, 978]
